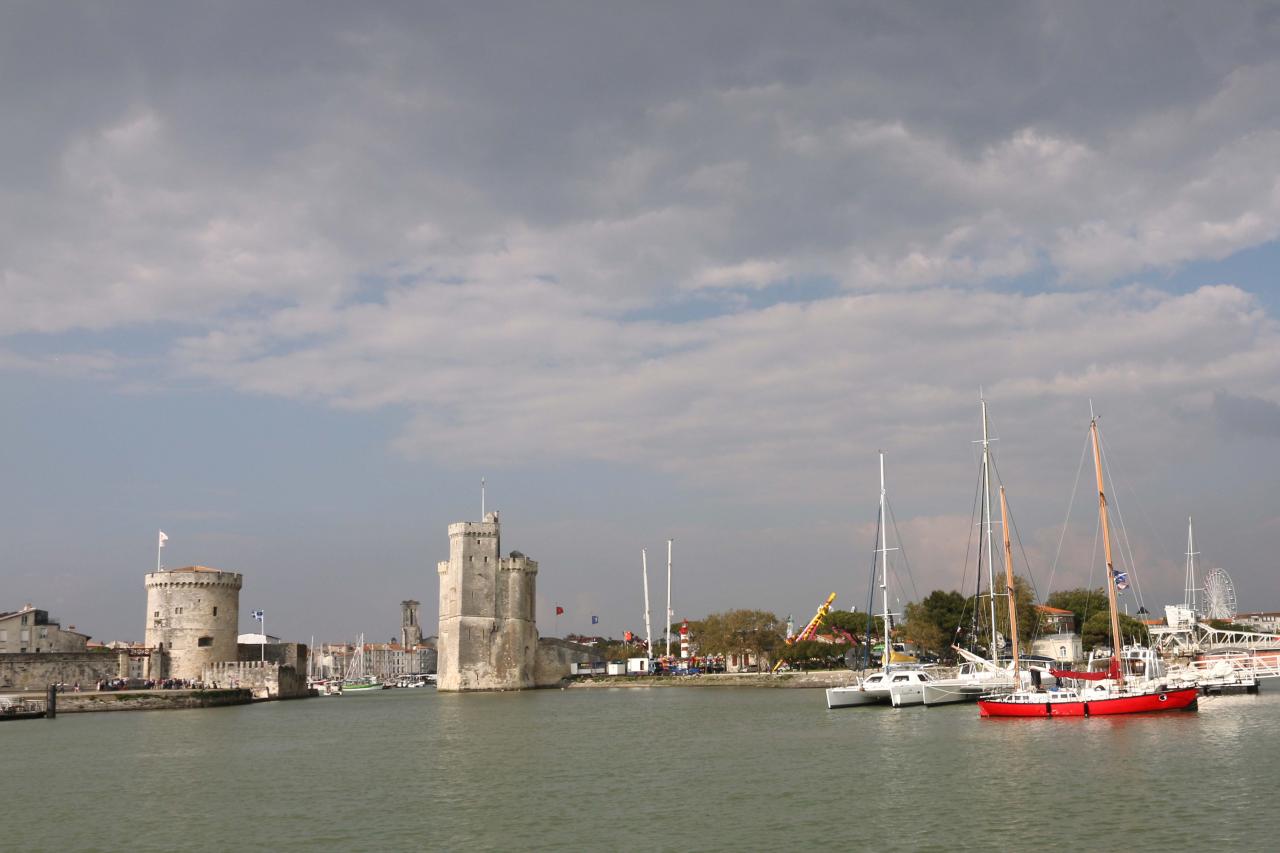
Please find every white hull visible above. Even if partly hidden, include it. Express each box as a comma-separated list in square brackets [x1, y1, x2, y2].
[826, 685, 891, 708]
[921, 682, 988, 705]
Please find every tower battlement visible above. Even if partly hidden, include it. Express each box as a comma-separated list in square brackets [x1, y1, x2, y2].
[499, 556, 538, 574]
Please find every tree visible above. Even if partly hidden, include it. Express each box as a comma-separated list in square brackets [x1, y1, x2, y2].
[778, 639, 851, 670]
[1081, 611, 1150, 651]
[1044, 588, 1108, 634]
[825, 609, 883, 642]
[902, 590, 968, 658]
[691, 610, 784, 658]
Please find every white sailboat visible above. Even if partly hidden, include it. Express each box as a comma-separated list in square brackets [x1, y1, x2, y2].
[826, 452, 906, 709]
[921, 397, 1017, 706]
[342, 634, 381, 692]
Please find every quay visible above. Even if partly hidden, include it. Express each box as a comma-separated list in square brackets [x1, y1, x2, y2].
[1, 688, 256, 716]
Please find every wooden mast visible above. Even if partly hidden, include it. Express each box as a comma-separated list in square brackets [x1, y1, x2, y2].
[1089, 416, 1124, 681]
[999, 486, 1020, 675]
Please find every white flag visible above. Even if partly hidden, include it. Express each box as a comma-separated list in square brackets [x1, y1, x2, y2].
[158, 530, 169, 547]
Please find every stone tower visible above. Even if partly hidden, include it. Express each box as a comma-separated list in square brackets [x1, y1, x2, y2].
[144, 566, 242, 681]
[401, 599, 422, 648]
[436, 511, 539, 691]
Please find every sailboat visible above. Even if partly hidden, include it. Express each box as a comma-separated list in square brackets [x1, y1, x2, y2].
[977, 414, 1199, 717]
[826, 452, 935, 708]
[921, 397, 1018, 706]
[342, 634, 382, 693]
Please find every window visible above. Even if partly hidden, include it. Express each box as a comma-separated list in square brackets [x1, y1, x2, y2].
[198, 637, 213, 647]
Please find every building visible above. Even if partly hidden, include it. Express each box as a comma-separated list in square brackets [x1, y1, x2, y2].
[401, 600, 423, 648]
[436, 511, 539, 691]
[1235, 612, 1280, 633]
[0, 605, 90, 654]
[1029, 605, 1083, 664]
[323, 640, 436, 681]
[144, 566, 242, 681]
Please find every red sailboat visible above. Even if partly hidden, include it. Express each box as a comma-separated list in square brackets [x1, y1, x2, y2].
[978, 414, 1198, 718]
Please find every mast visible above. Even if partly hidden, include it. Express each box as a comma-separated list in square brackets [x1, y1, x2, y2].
[666, 539, 673, 658]
[1184, 516, 1199, 615]
[999, 486, 1020, 675]
[642, 548, 653, 657]
[1089, 416, 1124, 680]
[981, 397, 999, 658]
[878, 452, 892, 668]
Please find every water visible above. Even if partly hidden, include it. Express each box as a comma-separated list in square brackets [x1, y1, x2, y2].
[4, 687, 1278, 851]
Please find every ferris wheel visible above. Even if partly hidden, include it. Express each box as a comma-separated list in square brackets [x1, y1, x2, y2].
[1202, 568, 1238, 621]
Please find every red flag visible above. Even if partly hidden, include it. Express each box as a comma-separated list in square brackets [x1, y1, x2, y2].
[555, 606, 564, 615]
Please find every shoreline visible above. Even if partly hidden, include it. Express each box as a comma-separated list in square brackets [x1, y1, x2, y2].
[566, 671, 860, 689]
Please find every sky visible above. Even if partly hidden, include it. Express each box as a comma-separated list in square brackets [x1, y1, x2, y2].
[3, 2, 1280, 645]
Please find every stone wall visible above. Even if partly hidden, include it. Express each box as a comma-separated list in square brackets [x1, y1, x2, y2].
[0, 651, 125, 690]
[236, 641, 309, 673]
[534, 639, 603, 687]
[201, 661, 309, 700]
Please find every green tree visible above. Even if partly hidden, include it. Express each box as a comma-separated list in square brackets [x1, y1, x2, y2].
[691, 610, 784, 658]
[902, 590, 968, 658]
[825, 609, 883, 641]
[778, 640, 852, 670]
[1044, 588, 1108, 634]
[1080, 611, 1150, 651]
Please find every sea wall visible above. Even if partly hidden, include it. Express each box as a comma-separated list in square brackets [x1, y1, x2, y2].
[57, 689, 253, 713]
[0, 651, 126, 690]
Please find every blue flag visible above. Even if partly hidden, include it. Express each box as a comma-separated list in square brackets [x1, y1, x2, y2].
[591, 615, 599, 625]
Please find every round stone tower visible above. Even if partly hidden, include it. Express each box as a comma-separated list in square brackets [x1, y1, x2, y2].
[144, 566, 242, 681]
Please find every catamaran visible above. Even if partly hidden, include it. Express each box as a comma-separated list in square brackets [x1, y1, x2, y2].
[826, 452, 913, 709]
[978, 415, 1198, 717]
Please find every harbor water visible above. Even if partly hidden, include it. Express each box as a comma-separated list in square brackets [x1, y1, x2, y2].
[5, 687, 1277, 851]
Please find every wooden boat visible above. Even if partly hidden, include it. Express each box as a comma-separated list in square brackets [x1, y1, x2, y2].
[980, 414, 1199, 718]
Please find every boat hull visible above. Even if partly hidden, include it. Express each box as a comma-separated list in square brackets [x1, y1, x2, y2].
[979, 687, 1199, 717]
[826, 687, 891, 709]
[922, 682, 988, 706]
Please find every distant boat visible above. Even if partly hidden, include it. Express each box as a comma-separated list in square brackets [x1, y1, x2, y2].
[341, 634, 383, 693]
[978, 415, 1198, 717]
[826, 452, 915, 710]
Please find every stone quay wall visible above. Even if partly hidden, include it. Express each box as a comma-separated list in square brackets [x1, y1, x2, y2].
[0, 651, 127, 690]
[57, 689, 254, 713]
[201, 661, 309, 700]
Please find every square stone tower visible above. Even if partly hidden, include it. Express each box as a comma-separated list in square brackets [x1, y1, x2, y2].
[401, 599, 422, 648]
[436, 511, 539, 691]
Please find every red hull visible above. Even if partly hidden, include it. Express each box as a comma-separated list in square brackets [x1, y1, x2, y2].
[979, 686, 1199, 717]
